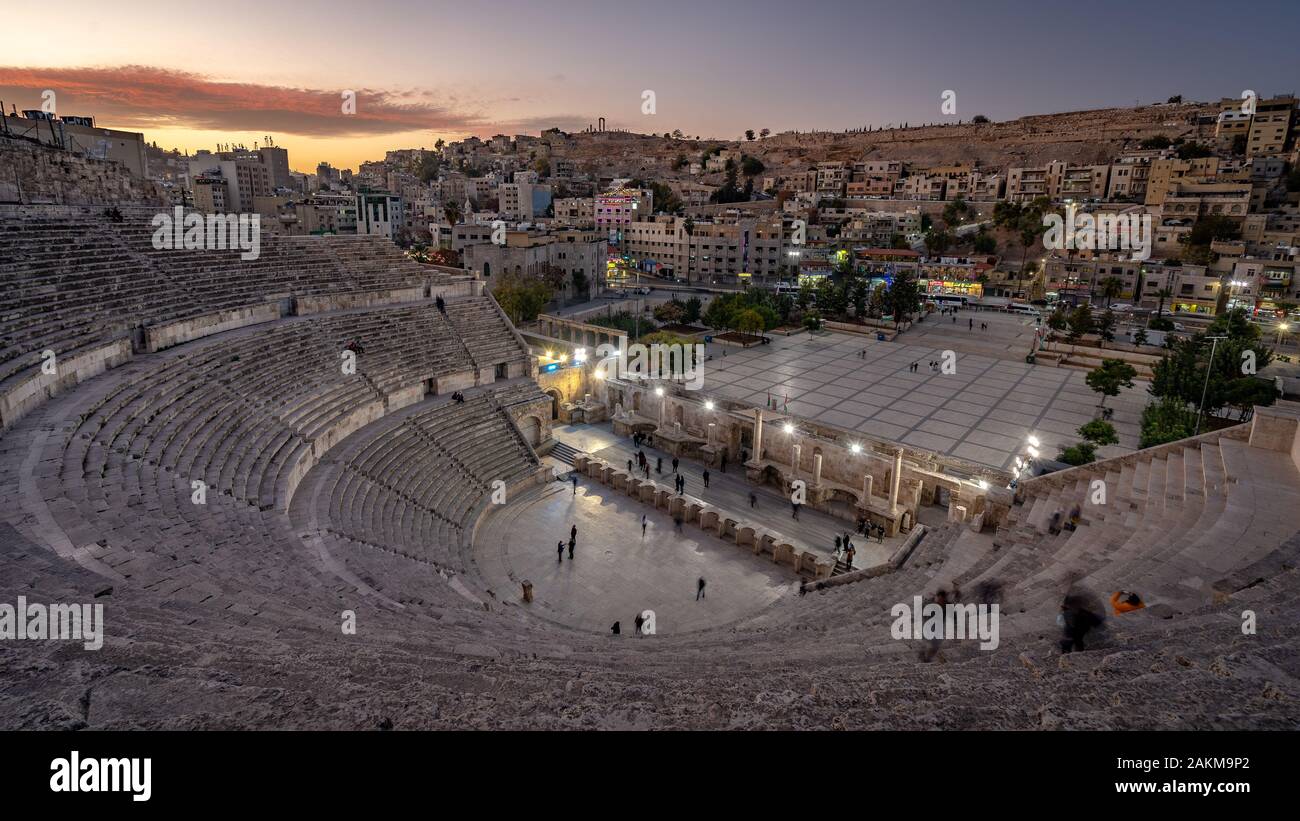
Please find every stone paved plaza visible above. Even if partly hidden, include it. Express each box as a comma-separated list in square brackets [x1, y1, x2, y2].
[699, 313, 1145, 471]
[478, 422, 907, 633]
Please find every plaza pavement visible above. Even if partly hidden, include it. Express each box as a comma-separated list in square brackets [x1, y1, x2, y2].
[696, 312, 1145, 471]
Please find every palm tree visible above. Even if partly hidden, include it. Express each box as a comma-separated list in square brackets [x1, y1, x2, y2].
[1155, 287, 1172, 319]
[443, 201, 462, 228]
[1016, 223, 1037, 300]
[1100, 276, 1123, 307]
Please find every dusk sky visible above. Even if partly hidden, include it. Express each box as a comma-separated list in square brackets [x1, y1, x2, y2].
[3, 0, 1298, 171]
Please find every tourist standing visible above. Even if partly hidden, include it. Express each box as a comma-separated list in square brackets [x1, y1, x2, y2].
[568, 536, 575, 559]
[702, 469, 710, 489]
[557, 541, 564, 562]
[696, 577, 707, 600]
[641, 514, 647, 537]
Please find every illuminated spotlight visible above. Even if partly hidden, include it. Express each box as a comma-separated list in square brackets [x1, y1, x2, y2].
[978, 479, 989, 490]
[1027, 435, 1041, 447]
[559, 354, 568, 363]
[704, 400, 715, 411]
[850, 443, 862, 454]
[783, 423, 795, 434]
[593, 370, 605, 380]
[545, 350, 553, 360]
[654, 387, 664, 397]
[1027, 447, 1040, 458]
[574, 348, 587, 362]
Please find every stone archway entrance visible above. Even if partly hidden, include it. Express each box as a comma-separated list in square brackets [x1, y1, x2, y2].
[545, 390, 562, 420]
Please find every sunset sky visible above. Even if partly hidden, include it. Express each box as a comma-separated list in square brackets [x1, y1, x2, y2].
[3, 0, 1298, 172]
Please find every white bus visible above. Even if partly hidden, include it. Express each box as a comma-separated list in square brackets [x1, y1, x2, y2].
[929, 293, 972, 308]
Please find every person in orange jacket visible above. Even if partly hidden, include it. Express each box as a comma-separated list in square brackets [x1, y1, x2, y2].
[1111, 590, 1145, 614]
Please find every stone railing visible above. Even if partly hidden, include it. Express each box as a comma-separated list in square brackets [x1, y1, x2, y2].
[572, 453, 833, 580]
[1018, 422, 1251, 498]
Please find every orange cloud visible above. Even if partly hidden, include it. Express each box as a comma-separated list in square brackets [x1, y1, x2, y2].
[0, 65, 502, 137]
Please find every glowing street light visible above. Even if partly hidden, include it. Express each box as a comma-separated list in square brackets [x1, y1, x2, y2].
[704, 400, 715, 411]
[654, 386, 664, 397]
[850, 443, 862, 454]
[783, 422, 795, 435]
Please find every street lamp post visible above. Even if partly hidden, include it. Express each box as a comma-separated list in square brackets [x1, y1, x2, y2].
[1194, 335, 1228, 436]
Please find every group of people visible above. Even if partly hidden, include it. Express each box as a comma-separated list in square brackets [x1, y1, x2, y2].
[1047, 504, 1083, 536]
[450, 391, 466, 404]
[555, 523, 578, 562]
[856, 514, 885, 543]
[832, 534, 857, 570]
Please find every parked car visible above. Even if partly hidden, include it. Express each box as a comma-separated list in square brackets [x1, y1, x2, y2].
[1109, 303, 1133, 312]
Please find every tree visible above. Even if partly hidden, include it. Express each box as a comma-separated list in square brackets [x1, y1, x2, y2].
[942, 198, 969, 227]
[1078, 419, 1119, 447]
[923, 230, 953, 256]
[1086, 359, 1137, 408]
[759, 128, 770, 139]
[745, 129, 755, 141]
[491, 276, 552, 324]
[571, 270, 589, 297]
[653, 299, 686, 324]
[683, 296, 702, 324]
[886, 269, 922, 324]
[740, 155, 765, 177]
[971, 115, 990, 124]
[443, 200, 462, 227]
[1140, 134, 1172, 150]
[1175, 141, 1213, 160]
[1065, 304, 1094, 344]
[973, 230, 997, 255]
[1095, 309, 1117, 346]
[1139, 397, 1198, 448]
[735, 308, 765, 336]
[1133, 327, 1149, 346]
[1100, 276, 1123, 306]
[1153, 286, 1173, 320]
[1057, 441, 1097, 466]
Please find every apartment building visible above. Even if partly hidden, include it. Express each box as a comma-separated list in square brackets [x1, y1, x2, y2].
[1160, 180, 1252, 222]
[1005, 161, 1110, 202]
[620, 215, 793, 284]
[1247, 96, 1297, 158]
[1144, 157, 1222, 206]
[594, 188, 653, 244]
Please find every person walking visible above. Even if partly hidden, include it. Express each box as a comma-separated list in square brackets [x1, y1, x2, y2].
[969, 318, 973, 330]
[749, 492, 757, 508]
[641, 514, 648, 538]
[571, 524, 577, 542]
[567, 536, 575, 559]
[570, 473, 578, 495]
[678, 476, 686, 495]
[791, 501, 800, 520]
[674, 514, 684, 534]
[627, 458, 634, 473]
[557, 541, 564, 562]
[720, 454, 727, 473]
[672, 456, 680, 474]
[844, 543, 855, 570]
[634, 613, 644, 636]
[696, 577, 707, 601]
[656, 457, 662, 474]
[702, 469, 710, 489]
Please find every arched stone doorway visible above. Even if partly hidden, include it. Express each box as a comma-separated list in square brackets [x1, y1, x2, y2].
[545, 390, 562, 420]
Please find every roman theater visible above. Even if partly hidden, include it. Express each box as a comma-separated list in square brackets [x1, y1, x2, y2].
[2, 166, 1299, 732]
